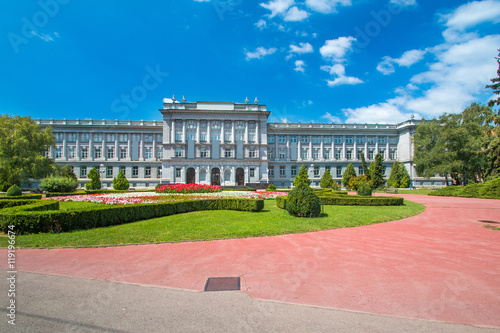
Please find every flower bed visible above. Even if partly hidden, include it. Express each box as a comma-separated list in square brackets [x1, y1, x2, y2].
[155, 183, 221, 194]
[43, 191, 288, 205]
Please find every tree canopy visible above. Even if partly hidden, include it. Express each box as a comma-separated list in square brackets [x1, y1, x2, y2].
[320, 169, 333, 189]
[293, 164, 311, 187]
[370, 153, 385, 188]
[0, 114, 55, 185]
[484, 50, 500, 179]
[341, 163, 356, 189]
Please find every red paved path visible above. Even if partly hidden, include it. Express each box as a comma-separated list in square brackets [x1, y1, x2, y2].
[2, 194, 500, 327]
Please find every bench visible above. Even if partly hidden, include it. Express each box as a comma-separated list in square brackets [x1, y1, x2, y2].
[384, 187, 398, 194]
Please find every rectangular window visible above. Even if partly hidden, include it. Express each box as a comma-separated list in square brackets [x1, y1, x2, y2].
[301, 136, 309, 144]
[334, 136, 342, 144]
[157, 134, 163, 142]
[81, 133, 90, 142]
[379, 148, 386, 159]
[120, 148, 127, 159]
[382, 166, 386, 176]
[132, 166, 138, 178]
[176, 131, 182, 142]
[336, 166, 342, 178]
[211, 131, 220, 142]
[224, 132, 231, 142]
[119, 134, 128, 142]
[389, 137, 397, 144]
[200, 147, 207, 158]
[313, 149, 320, 160]
[267, 135, 274, 143]
[280, 166, 286, 178]
[94, 148, 101, 159]
[291, 166, 297, 176]
[249, 149, 256, 158]
[335, 149, 342, 160]
[248, 132, 255, 143]
[94, 134, 103, 142]
[107, 148, 114, 159]
[175, 168, 181, 178]
[175, 148, 182, 157]
[268, 167, 274, 178]
[301, 149, 308, 160]
[268, 150, 274, 160]
[106, 134, 115, 142]
[290, 136, 297, 143]
[278, 136, 286, 143]
[367, 136, 375, 144]
[145, 166, 151, 178]
[378, 136, 387, 144]
[81, 148, 88, 159]
[314, 166, 320, 177]
[357, 149, 364, 159]
[144, 134, 153, 143]
[323, 136, 331, 144]
[325, 165, 331, 172]
[69, 147, 75, 159]
[225, 148, 232, 158]
[389, 149, 396, 160]
[54, 133, 63, 142]
[356, 136, 365, 144]
[250, 168, 255, 177]
[312, 136, 320, 144]
[279, 150, 285, 160]
[324, 149, 331, 160]
[145, 149, 152, 159]
[368, 149, 374, 160]
[346, 149, 353, 160]
[200, 132, 207, 142]
[119, 166, 126, 175]
[80, 166, 87, 177]
[157, 149, 163, 159]
[55, 147, 62, 158]
[106, 166, 113, 178]
[68, 133, 77, 142]
[157, 166, 162, 178]
[345, 136, 353, 144]
[358, 166, 364, 175]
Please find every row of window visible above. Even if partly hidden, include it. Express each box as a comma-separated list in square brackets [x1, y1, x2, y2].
[176, 130, 256, 143]
[78, 165, 161, 178]
[174, 147, 258, 158]
[268, 135, 397, 145]
[54, 147, 163, 159]
[54, 133, 162, 143]
[268, 148, 396, 160]
[268, 165, 386, 178]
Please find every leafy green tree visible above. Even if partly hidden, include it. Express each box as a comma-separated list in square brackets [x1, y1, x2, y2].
[399, 164, 411, 188]
[85, 167, 101, 190]
[293, 164, 311, 187]
[370, 153, 385, 189]
[341, 163, 356, 189]
[320, 169, 333, 189]
[113, 171, 129, 190]
[360, 152, 370, 180]
[0, 114, 55, 185]
[348, 175, 372, 191]
[55, 164, 78, 180]
[387, 161, 401, 188]
[485, 50, 500, 179]
[486, 49, 500, 109]
[6, 184, 22, 196]
[40, 175, 78, 193]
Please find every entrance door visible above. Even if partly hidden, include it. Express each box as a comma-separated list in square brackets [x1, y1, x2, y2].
[186, 167, 195, 184]
[211, 168, 220, 186]
[236, 168, 244, 186]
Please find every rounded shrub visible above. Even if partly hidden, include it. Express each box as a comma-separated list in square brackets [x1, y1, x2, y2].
[0, 181, 12, 192]
[40, 175, 78, 193]
[286, 183, 321, 217]
[85, 167, 101, 191]
[357, 182, 372, 196]
[113, 171, 129, 191]
[266, 183, 276, 191]
[6, 184, 22, 197]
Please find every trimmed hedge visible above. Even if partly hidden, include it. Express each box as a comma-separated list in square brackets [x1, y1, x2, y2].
[429, 179, 500, 199]
[0, 194, 42, 200]
[44, 190, 132, 198]
[276, 196, 286, 209]
[0, 199, 264, 235]
[319, 195, 404, 206]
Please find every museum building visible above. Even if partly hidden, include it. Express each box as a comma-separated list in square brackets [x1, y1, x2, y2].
[35, 98, 445, 189]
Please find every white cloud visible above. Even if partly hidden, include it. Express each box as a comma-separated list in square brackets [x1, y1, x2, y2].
[305, 0, 352, 14]
[294, 60, 306, 72]
[260, 0, 295, 18]
[344, 103, 416, 124]
[377, 49, 426, 75]
[389, 0, 417, 7]
[255, 19, 267, 29]
[319, 36, 356, 62]
[245, 47, 277, 60]
[31, 32, 55, 42]
[441, 0, 500, 42]
[321, 63, 346, 76]
[193, 0, 210, 2]
[284, 6, 310, 21]
[327, 76, 363, 87]
[321, 112, 341, 123]
[289, 42, 314, 54]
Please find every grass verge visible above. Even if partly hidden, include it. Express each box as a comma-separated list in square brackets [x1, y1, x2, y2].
[0, 199, 425, 248]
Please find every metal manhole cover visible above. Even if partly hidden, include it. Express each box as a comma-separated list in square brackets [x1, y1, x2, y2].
[204, 277, 240, 292]
[478, 220, 499, 224]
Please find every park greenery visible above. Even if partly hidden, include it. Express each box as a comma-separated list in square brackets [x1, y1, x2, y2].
[342, 163, 357, 189]
[85, 167, 102, 191]
[320, 169, 334, 189]
[387, 161, 411, 188]
[113, 171, 130, 191]
[293, 164, 311, 187]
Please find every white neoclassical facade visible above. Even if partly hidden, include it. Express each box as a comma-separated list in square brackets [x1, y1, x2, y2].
[35, 98, 446, 189]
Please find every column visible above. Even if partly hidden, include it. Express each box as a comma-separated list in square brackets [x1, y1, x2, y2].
[195, 166, 200, 183]
[89, 136, 94, 161]
[207, 120, 211, 144]
[170, 120, 175, 143]
[231, 166, 235, 185]
[342, 136, 346, 160]
[140, 134, 144, 160]
[115, 134, 119, 160]
[309, 136, 312, 161]
[298, 139, 302, 161]
[75, 133, 80, 160]
[386, 138, 390, 160]
[102, 137, 106, 161]
[127, 136, 131, 160]
[375, 136, 379, 155]
[256, 121, 259, 144]
[286, 135, 290, 161]
[231, 121, 235, 144]
[182, 120, 186, 144]
[62, 135, 67, 160]
[152, 134, 157, 161]
[221, 121, 225, 143]
[320, 136, 324, 161]
[196, 120, 200, 143]
[244, 121, 248, 144]
[364, 137, 368, 160]
[353, 139, 357, 160]
[331, 140, 334, 161]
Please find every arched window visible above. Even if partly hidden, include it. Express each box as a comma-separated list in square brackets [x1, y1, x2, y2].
[235, 124, 244, 141]
[211, 123, 221, 141]
[186, 123, 196, 141]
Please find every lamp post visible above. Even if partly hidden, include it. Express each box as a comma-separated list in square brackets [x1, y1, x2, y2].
[99, 164, 105, 189]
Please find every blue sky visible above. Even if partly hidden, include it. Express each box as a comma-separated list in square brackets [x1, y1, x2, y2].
[2, 0, 500, 124]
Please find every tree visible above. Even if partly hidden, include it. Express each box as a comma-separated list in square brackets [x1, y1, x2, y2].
[85, 167, 101, 190]
[387, 161, 401, 188]
[0, 115, 55, 185]
[320, 169, 333, 189]
[486, 49, 500, 110]
[413, 104, 495, 185]
[341, 163, 356, 189]
[113, 171, 129, 190]
[484, 50, 500, 179]
[360, 152, 370, 180]
[294, 164, 311, 187]
[348, 175, 372, 191]
[399, 164, 411, 188]
[56, 164, 77, 180]
[370, 153, 385, 189]
[286, 183, 321, 217]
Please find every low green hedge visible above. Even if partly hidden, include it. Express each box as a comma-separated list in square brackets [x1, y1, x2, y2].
[0, 194, 42, 200]
[0, 199, 39, 209]
[0, 199, 264, 235]
[429, 179, 500, 199]
[318, 195, 404, 206]
[276, 196, 286, 209]
[45, 190, 131, 198]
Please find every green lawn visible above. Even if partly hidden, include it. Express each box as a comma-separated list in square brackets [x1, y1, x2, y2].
[0, 200, 425, 248]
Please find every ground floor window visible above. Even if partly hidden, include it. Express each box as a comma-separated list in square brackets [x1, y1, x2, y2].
[132, 166, 138, 178]
[279, 166, 286, 178]
[106, 166, 113, 178]
[250, 168, 255, 177]
[336, 166, 342, 178]
[119, 166, 126, 175]
[314, 166, 320, 177]
[145, 166, 151, 177]
[80, 166, 87, 177]
[291, 165, 297, 176]
[175, 168, 181, 178]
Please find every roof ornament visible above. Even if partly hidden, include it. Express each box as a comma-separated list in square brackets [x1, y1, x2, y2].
[254, 97, 258, 104]
[245, 97, 249, 104]
[172, 95, 176, 103]
[182, 96, 186, 103]
[410, 114, 415, 120]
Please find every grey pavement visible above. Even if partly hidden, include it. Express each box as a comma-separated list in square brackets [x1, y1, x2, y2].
[1, 270, 498, 333]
